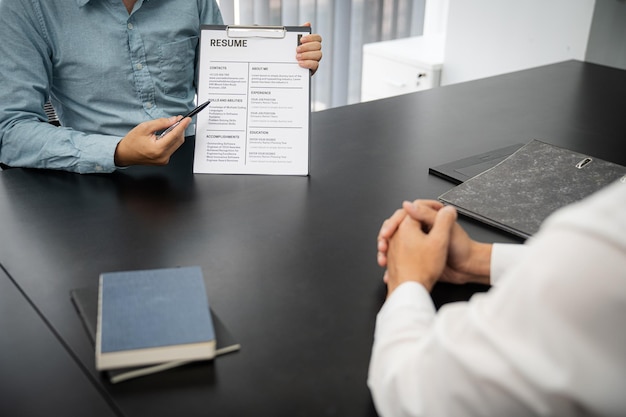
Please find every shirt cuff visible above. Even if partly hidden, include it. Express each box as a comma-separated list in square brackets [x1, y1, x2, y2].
[77, 134, 122, 173]
[490, 243, 527, 286]
[383, 281, 434, 310]
[376, 282, 436, 335]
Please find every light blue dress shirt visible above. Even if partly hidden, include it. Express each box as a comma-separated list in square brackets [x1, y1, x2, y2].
[0, 0, 223, 173]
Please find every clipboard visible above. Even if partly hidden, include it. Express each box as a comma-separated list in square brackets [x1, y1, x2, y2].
[193, 25, 312, 176]
[225, 25, 287, 39]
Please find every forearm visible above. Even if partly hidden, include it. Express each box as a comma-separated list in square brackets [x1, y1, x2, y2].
[0, 118, 120, 173]
[368, 282, 437, 417]
[369, 280, 549, 417]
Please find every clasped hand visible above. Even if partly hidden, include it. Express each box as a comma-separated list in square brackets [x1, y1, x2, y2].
[377, 200, 492, 296]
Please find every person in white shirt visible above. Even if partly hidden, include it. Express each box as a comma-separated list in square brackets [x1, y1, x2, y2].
[369, 180, 626, 417]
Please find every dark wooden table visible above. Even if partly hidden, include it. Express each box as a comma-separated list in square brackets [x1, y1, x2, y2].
[1, 60, 624, 416]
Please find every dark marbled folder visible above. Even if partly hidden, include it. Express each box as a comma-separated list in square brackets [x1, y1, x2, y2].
[438, 140, 626, 239]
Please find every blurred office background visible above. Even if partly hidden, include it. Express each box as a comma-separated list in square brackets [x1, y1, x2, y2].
[217, 0, 626, 111]
[217, 0, 428, 110]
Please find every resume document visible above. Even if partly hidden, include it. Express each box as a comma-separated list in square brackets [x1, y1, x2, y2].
[194, 25, 311, 175]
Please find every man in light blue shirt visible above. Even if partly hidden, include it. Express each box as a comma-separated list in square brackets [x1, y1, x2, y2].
[0, 0, 323, 173]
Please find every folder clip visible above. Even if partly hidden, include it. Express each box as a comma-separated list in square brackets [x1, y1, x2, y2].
[575, 157, 593, 169]
[226, 25, 286, 39]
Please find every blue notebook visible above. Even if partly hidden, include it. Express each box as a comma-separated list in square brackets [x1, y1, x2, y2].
[96, 266, 216, 371]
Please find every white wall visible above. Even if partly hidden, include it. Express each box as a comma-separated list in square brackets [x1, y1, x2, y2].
[586, 0, 626, 71]
[440, 0, 596, 86]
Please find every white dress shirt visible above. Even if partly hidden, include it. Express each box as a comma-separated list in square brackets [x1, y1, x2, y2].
[368, 180, 626, 417]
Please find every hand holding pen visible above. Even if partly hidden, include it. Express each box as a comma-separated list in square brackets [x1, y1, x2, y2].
[113, 100, 210, 167]
[157, 99, 211, 140]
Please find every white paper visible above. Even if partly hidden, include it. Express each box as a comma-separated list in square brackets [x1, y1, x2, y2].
[194, 26, 311, 175]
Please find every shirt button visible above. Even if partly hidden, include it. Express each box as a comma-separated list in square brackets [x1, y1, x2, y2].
[146, 102, 153, 109]
[136, 63, 143, 70]
[127, 23, 134, 30]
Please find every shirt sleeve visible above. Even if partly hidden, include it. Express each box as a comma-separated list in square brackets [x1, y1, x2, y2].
[368, 183, 626, 417]
[0, 0, 120, 173]
[490, 243, 527, 286]
[368, 281, 436, 417]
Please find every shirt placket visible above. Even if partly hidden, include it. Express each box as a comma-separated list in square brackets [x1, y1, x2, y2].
[126, 16, 158, 118]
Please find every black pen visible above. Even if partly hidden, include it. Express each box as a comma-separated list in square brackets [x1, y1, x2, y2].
[157, 99, 211, 140]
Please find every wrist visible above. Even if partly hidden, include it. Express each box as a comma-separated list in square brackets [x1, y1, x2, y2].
[464, 242, 492, 285]
[114, 139, 130, 167]
[386, 268, 438, 297]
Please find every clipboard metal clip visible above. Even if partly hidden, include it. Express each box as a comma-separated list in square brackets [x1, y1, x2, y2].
[226, 25, 286, 39]
[575, 157, 593, 169]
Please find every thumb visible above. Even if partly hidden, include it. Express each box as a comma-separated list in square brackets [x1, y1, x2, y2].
[429, 205, 457, 242]
[144, 116, 182, 134]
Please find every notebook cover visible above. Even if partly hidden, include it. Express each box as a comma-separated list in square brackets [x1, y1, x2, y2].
[71, 285, 239, 383]
[95, 266, 217, 370]
[438, 140, 626, 239]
